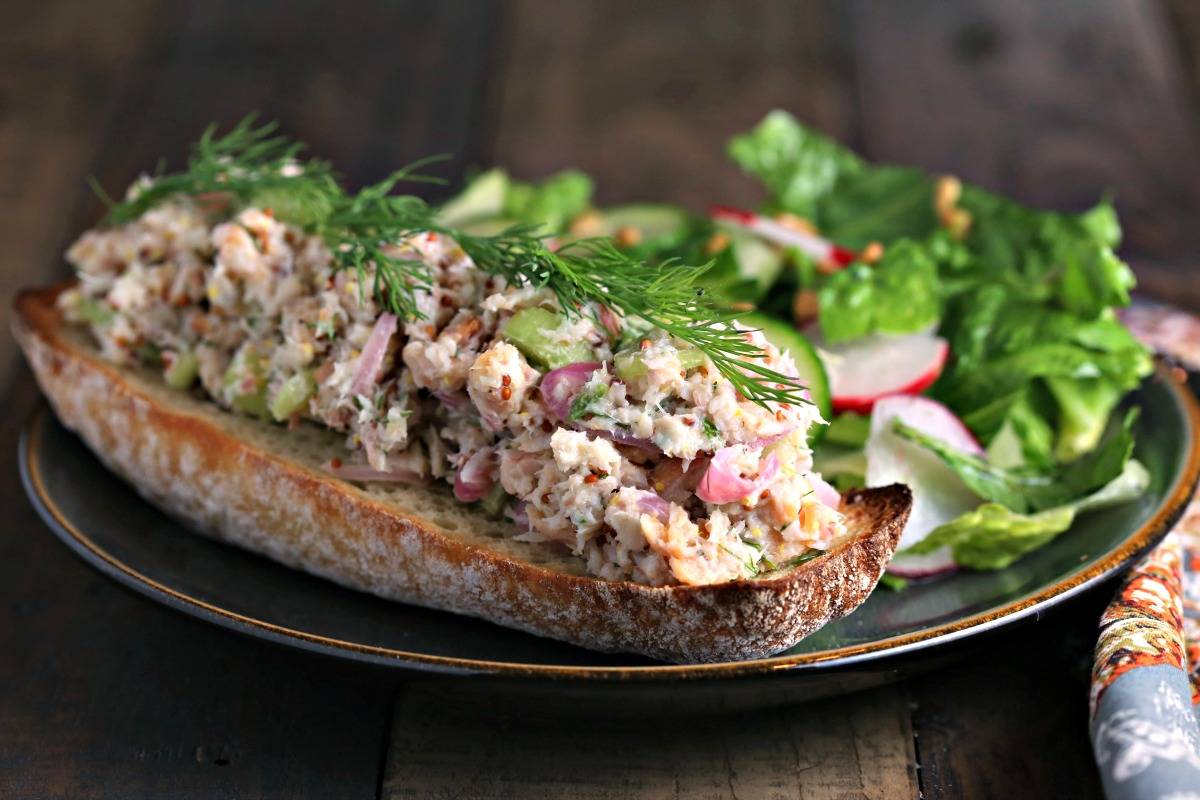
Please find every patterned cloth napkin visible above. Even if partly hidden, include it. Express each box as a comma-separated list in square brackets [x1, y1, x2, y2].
[1090, 298, 1200, 798]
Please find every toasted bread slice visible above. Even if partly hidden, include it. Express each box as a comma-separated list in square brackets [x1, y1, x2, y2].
[14, 285, 911, 663]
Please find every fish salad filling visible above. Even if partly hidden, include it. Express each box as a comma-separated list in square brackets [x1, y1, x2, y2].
[60, 200, 847, 586]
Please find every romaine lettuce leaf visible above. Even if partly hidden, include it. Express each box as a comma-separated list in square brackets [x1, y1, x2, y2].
[817, 166, 937, 249]
[727, 110, 863, 219]
[933, 283, 1151, 450]
[438, 168, 594, 233]
[902, 459, 1149, 570]
[817, 239, 940, 343]
[1044, 377, 1125, 462]
[503, 169, 593, 232]
[892, 408, 1137, 513]
[824, 413, 872, 449]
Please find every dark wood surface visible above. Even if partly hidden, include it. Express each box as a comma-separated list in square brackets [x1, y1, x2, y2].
[2, 1, 1198, 797]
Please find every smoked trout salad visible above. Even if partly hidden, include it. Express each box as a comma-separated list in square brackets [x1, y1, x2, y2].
[61, 112, 1155, 587]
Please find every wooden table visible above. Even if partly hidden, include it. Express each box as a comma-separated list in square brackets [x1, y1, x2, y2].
[3, 2, 1199, 797]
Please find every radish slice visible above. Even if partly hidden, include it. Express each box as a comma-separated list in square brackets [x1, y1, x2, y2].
[454, 447, 496, 502]
[540, 362, 602, 420]
[808, 327, 949, 415]
[696, 447, 780, 504]
[710, 205, 857, 267]
[350, 312, 397, 397]
[865, 396, 982, 571]
[325, 460, 427, 484]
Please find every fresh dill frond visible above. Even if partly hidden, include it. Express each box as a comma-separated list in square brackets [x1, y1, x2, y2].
[453, 234, 806, 406]
[89, 115, 810, 408]
[100, 114, 341, 226]
[315, 166, 448, 321]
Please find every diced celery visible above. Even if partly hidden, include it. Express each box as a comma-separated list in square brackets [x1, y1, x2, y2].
[613, 347, 705, 381]
[481, 483, 509, 517]
[223, 345, 270, 419]
[77, 297, 114, 326]
[502, 307, 594, 369]
[270, 371, 315, 422]
[232, 390, 270, 418]
[164, 350, 199, 389]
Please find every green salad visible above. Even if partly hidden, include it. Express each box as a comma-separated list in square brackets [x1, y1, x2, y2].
[437, 110, 1154, 581]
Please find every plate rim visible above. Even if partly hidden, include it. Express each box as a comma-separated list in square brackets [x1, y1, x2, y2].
[20, 364, 1200, 681]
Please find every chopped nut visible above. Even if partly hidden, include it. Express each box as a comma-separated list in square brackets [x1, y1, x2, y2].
[946, 207, 973, 240]
[934, 176, 972, 239]
[614, 225, 642, 248]
[791, 290, 819, 326]
[934, 175, 961, 216]
[860, 241, 884, 264]
[568, 210, 604, 237]
[774, 212, 819, 236]
[704, 231, 731, 255]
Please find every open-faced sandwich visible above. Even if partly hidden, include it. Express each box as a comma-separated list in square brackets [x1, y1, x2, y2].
[14, 118, 911, 663]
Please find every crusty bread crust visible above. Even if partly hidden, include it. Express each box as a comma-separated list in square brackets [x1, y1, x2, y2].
[14, 285, 911, 663]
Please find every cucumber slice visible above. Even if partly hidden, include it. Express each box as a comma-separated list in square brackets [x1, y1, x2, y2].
[502, 307, 595, 370]
[614, 347, 706, 381]
[738, 312, 832, 433]
[77, 297, 115, 326]
[222, 345, 270, 420]
[698, 223, 786, 304]
[595, 204, 692, 250]
[164, 350, 200, 390]
[717, 222, 787, 293]
[436, 169, 509, 228]
[270, 371, 316, 422]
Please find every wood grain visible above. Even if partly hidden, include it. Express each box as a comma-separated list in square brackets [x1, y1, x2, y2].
[0, 0, 180, 382]
[844, 0, 1200, 265]
[487, 0, 852, 209]
[382, 682, 918, 799]
[0, 1, 500, 798]
[3, 0, 1200, 796]
[908, 608, 1108, 800]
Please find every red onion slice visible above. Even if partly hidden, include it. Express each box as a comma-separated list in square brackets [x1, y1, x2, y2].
[633, 490, 671, 522]
[510, 501, 530, 532]
[325, 460, 427, 484]
[350, 312, 397, 397]
[433, 389, 470, 411]
[808, 472, 842, 510]
[539, 361, 601, 420]
[588, 427, 660, 454]
[453, 446, 496, 502]
[597, 305, 622, 339]
[696, 447, 781, 504]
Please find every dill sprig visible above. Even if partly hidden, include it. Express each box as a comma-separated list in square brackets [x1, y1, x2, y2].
[103, 115, 341, 226]
[454, 233, 806, 405]
[91, 116, 807, 407]
[316, 164, 449, 322]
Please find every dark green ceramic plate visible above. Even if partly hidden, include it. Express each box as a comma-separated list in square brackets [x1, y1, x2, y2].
[18, 364, 1200, 702]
